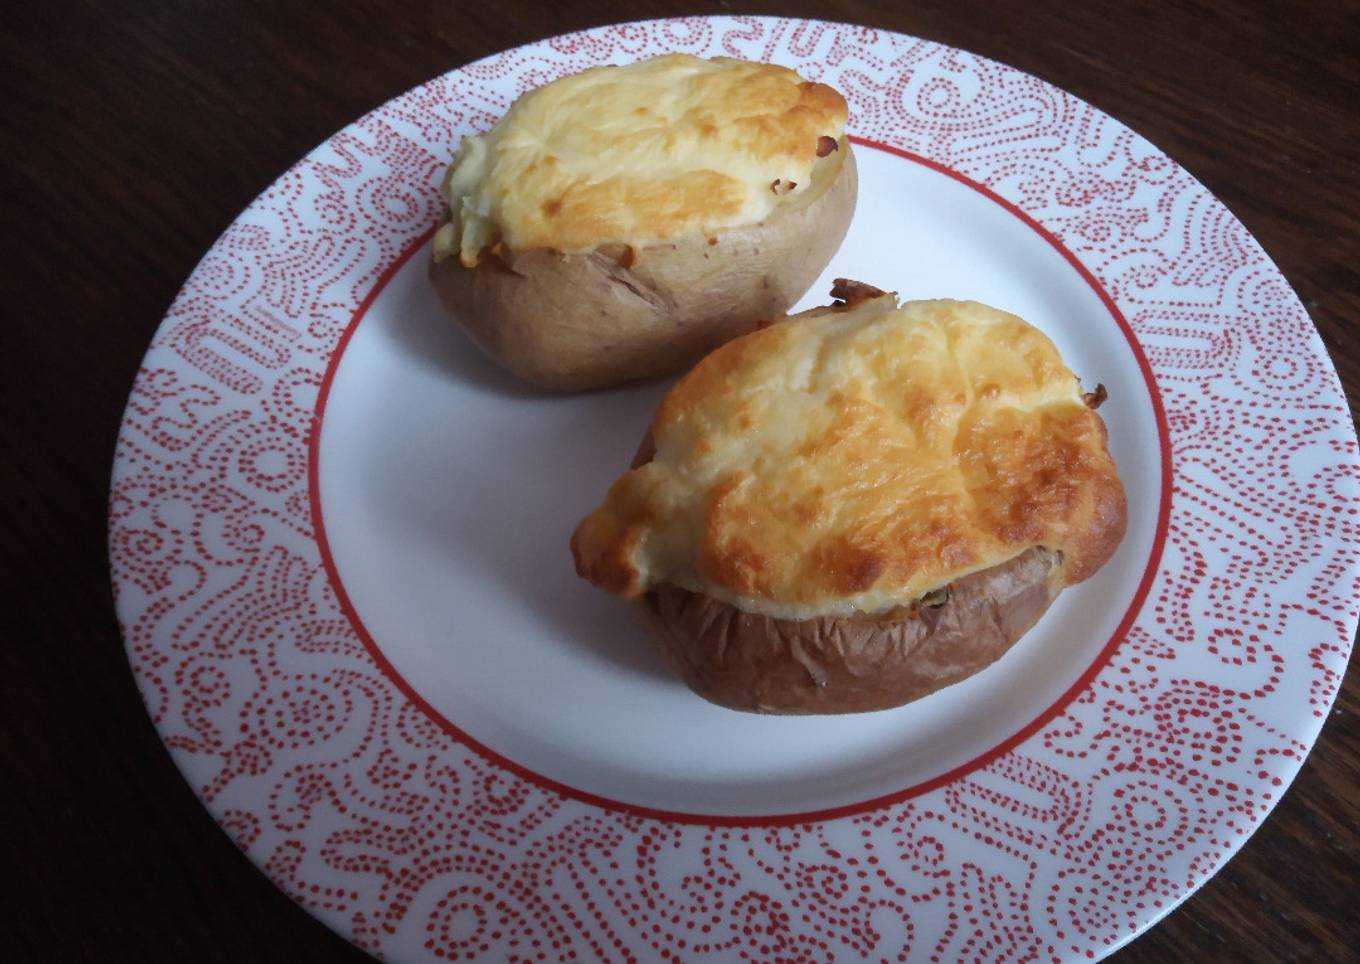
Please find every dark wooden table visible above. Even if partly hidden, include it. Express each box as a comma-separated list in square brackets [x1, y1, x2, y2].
[7, 1, 1357, 961]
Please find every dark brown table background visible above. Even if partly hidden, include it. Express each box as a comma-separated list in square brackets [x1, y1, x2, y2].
[7, 1, 1357, 961]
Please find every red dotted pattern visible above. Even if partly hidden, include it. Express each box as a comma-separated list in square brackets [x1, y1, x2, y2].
[109, 16, 1359, 963]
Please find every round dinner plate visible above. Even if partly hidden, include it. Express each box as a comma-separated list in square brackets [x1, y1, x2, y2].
[110, 15, 1358, 962]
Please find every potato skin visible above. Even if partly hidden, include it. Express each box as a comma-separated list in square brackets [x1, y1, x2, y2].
[641, 547, 1064, 714]
[428, 145, 858, 392]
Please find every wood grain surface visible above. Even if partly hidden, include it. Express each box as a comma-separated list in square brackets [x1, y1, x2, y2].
[5, 0, 1356, 961]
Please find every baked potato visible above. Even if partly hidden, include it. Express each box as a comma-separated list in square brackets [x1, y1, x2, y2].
[571, 282, 1127, 714]
[429, 54, 858, 392]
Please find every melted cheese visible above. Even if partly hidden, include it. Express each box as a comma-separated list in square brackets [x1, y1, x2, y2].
[434, 54, 848, 266]
[571, 296, 1126, 620]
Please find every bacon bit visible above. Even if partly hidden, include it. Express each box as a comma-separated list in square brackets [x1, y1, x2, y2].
[771, 179, 797, 196]
[619, 244, 637, 268]
[830, 278, 888, 308]
[817, 135, 838, 157]
[707, 237, 718, 246]
[1083, 383, 1108, 409]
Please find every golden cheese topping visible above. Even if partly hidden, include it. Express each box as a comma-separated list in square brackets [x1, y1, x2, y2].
[434, 54, 849, 267]
[571, 295, 1127, 620]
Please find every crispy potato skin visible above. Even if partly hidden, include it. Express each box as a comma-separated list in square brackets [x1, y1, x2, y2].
[428, 146, 858, 392]
[642, 547, 1064, 714]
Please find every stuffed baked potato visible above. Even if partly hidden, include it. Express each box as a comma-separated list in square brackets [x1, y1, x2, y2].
[571, 282, 1127, 713]
[429, 54, 857, 391]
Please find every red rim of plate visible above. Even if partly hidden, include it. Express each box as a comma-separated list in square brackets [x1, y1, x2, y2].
[306, 136, 1175, 827]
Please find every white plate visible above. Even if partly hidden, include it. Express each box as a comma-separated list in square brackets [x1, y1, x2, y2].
[110, 15, 1359, 962]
